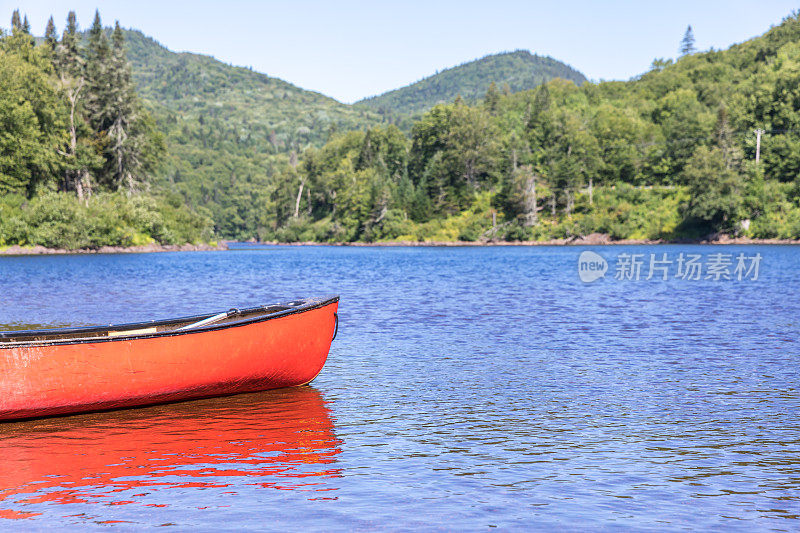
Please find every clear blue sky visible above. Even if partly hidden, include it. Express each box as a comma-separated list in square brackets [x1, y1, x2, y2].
[2, 0, 798, 103]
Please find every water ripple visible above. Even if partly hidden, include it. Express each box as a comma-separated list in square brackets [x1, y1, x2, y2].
[0, 245, 798, 529]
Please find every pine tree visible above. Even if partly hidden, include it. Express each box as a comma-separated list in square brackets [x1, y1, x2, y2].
[85, 11, 112, 134]
[44, 16, 57, 50]
[107, 20, 143, 193]
[484, 82, 500, 115]
[5, 9, 35, 55]
[680, 25, 696, 56]
[85, 11, 144, 192]
[10, 10, 21, 31]
[59, 11, 81, 76]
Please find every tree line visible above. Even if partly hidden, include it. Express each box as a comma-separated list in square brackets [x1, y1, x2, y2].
[2, 10, 800, 247]
[263, 14, 800, 242]
[0, 10, 211, 247]
[1, 9, 160, 197]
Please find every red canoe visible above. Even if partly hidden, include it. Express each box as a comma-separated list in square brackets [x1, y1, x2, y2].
[0, 295, 339, 421]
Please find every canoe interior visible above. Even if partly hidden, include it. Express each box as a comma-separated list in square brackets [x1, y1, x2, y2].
[0, 296, 337, 347]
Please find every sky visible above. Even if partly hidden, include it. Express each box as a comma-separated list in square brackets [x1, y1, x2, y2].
[2, 0, 798, 103]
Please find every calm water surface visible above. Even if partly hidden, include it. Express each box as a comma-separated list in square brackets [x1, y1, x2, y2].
[0, 245, 798, 530]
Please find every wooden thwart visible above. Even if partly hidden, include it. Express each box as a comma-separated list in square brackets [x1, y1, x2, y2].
[108, 327, 158, 338]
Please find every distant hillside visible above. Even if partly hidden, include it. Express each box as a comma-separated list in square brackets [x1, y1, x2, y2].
[123, 30, 385, 151]
[355, 50, 586, 115]
[117, 30, 389, 237]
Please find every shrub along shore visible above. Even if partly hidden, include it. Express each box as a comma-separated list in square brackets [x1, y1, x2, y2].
[3, 234, 799, 255]
[0, 242, 227, 255]
[284, 236, 800, 246]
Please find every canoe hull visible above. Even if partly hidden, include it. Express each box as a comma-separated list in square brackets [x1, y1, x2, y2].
[0, 299, 338, 420]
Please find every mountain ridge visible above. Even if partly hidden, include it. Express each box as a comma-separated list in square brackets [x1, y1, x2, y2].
[355, 49, 587, 115]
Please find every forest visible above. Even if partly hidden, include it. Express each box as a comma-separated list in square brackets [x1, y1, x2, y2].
[355, 50, 587, 116]
[264, 17, 800, 243]
[0, 10, 212, 248]
[2, 10, 800, 248]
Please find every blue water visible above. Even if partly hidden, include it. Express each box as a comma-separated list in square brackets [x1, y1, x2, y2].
[0, 245, 799, 530]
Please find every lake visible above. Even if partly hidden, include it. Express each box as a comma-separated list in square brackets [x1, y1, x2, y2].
[0, 244, 798, 530]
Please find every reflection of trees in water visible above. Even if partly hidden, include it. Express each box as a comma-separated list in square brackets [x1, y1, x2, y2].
[0, 387, 341, 518]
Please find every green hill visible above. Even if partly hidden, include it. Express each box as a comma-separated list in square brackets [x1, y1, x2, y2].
[261, 12, 800, 243]
[116, 35, 585, 237]
[124, 29, 385, 150]
[9, 9, 800, 247]
[119, 30, 389, 237]
[355, 50, 587, 116]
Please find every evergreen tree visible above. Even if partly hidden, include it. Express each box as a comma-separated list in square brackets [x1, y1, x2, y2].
[501, 164, 539, 226]
[58, 11, 82, 77]
[3, 10, 33, 57]
[107, 20, 143, 192]
[546, 109, 600, 216]
[484, 82, 500, 115]
[85, 11, 112, 134]
[409, 101, 501, 213]
[680, 25, 696, 56]
[10, 10, 21, 31]
[84, 13, 150, 193]
[44, 16, 57, 50]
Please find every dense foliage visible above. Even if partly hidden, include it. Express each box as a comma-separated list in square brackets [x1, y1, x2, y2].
[0, 192, 213, 248]
[120, 29, 393, 240]
[3, 9, 800, 247]
[260, 13, 800, 242]
[355, 50, 587, 116]
[0, 11, 212, 248]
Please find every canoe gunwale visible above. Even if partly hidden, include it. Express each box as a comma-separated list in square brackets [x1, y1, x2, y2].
[0, 295, 339, 348]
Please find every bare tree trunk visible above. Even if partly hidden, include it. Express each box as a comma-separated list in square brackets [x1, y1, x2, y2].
[64, 76, 85, 200]
[375, 204, 388, 223]
[550, 193, 556, 217]
[293, 179, 305, 218]
[523, 167, 538, 226]
[75, 175, 84, 201]
[77, 170, 91, 204]
[588, 176, 593, 206]
[109, 115, 133, 194]
[82, 170, 92, 199]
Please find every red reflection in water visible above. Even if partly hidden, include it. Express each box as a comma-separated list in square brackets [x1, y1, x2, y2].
[0, 386, 341, 518]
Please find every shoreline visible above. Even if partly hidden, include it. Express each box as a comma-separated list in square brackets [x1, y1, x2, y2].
[253, 233, 800, 247]
[1, 234, 799, 255]
[0, 242, 228, 256]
